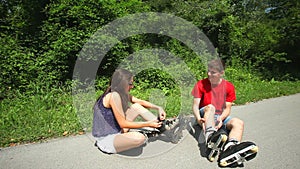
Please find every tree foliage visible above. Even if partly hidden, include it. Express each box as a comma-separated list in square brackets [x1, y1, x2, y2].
[153, 0, 299, 79]
[1, 0, 299, 99]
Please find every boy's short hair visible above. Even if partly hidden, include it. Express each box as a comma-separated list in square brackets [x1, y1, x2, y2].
[208, 59, 225, 72]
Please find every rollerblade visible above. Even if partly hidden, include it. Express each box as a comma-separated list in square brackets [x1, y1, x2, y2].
[130, 127, 160, 139]
[158, 114, 185, 144]
[218, 141, 258, 167]
[138, 127, 160, 137]
[206, 128, 228, 162]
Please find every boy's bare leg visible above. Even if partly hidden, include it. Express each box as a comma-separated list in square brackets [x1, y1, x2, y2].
[223, 118, 244, 150]
[203, 104, 217, 142]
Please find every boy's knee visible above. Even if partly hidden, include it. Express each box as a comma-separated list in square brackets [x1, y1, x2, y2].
[204, 104, 215, 113]
[231, 118, 244, 128]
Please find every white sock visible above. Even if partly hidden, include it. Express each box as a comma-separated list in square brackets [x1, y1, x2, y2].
[205, 126, 216, 142]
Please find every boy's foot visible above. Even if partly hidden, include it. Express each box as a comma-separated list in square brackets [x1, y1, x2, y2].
[205, 127, 217, 144]
[206, 128, 228, 162]
[218, 141, 258, 167]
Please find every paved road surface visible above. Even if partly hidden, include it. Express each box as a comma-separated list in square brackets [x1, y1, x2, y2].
[1, 93, 300, 169]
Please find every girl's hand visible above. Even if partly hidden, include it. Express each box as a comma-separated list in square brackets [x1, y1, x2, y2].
[148, 119, 162, 128]
[158, 107, 166, 121]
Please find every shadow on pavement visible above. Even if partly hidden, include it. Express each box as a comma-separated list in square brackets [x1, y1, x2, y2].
[117, 115, 209, 158]
[117, 124, 186, 157]
[117, 135, 174, 157]
[185, 116, 207, 158]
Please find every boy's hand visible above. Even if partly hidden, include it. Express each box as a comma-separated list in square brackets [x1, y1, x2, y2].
[215, 116, 223, 129]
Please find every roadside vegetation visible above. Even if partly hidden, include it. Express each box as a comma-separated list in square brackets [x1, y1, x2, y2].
[1, 0, 299, 147]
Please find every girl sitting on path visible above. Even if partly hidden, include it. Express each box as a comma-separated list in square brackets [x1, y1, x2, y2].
[93, 68, 172, 154]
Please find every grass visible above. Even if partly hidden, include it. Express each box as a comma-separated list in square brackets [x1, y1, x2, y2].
[0, 87, 82, 147]
[234, 80, 300, 104]
[225, 67, 300, 104]
[1, 74, 300, 148]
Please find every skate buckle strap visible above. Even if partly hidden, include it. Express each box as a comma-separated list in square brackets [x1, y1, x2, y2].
[206, 126, 215, 132]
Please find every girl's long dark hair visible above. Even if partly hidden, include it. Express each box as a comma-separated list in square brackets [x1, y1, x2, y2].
[98, 69, 133, 113]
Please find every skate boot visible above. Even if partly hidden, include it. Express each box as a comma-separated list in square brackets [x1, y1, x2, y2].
[137, 127, 160, 138]
[158, 114, 185, 143]
[128, 126, 160, 144]
[218, 141, 258, 167]
[206, 128, 228, 162]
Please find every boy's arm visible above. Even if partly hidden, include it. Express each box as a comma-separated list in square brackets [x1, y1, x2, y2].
[192, 98, 202, 124]
[216, 102, 233, 129]
[220, 102, 233, 121]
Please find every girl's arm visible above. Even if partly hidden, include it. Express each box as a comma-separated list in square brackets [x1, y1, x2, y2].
[110, 92, 161, 129]
[131, 96, 166, 120]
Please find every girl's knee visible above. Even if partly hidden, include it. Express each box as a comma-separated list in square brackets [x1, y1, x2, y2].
[129, 103, 147, 114]
[130, 132, 147, 146]
[133, 133, 147, 146]
[130, 103, 143, 109]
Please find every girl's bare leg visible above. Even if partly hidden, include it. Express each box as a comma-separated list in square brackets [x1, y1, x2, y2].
[126, 103, 157, 121]
[114, 132, 146, 153]
[114, 103, 157, 153]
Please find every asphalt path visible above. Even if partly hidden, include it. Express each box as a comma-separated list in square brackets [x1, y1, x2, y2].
[1, 93, 300, 169]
